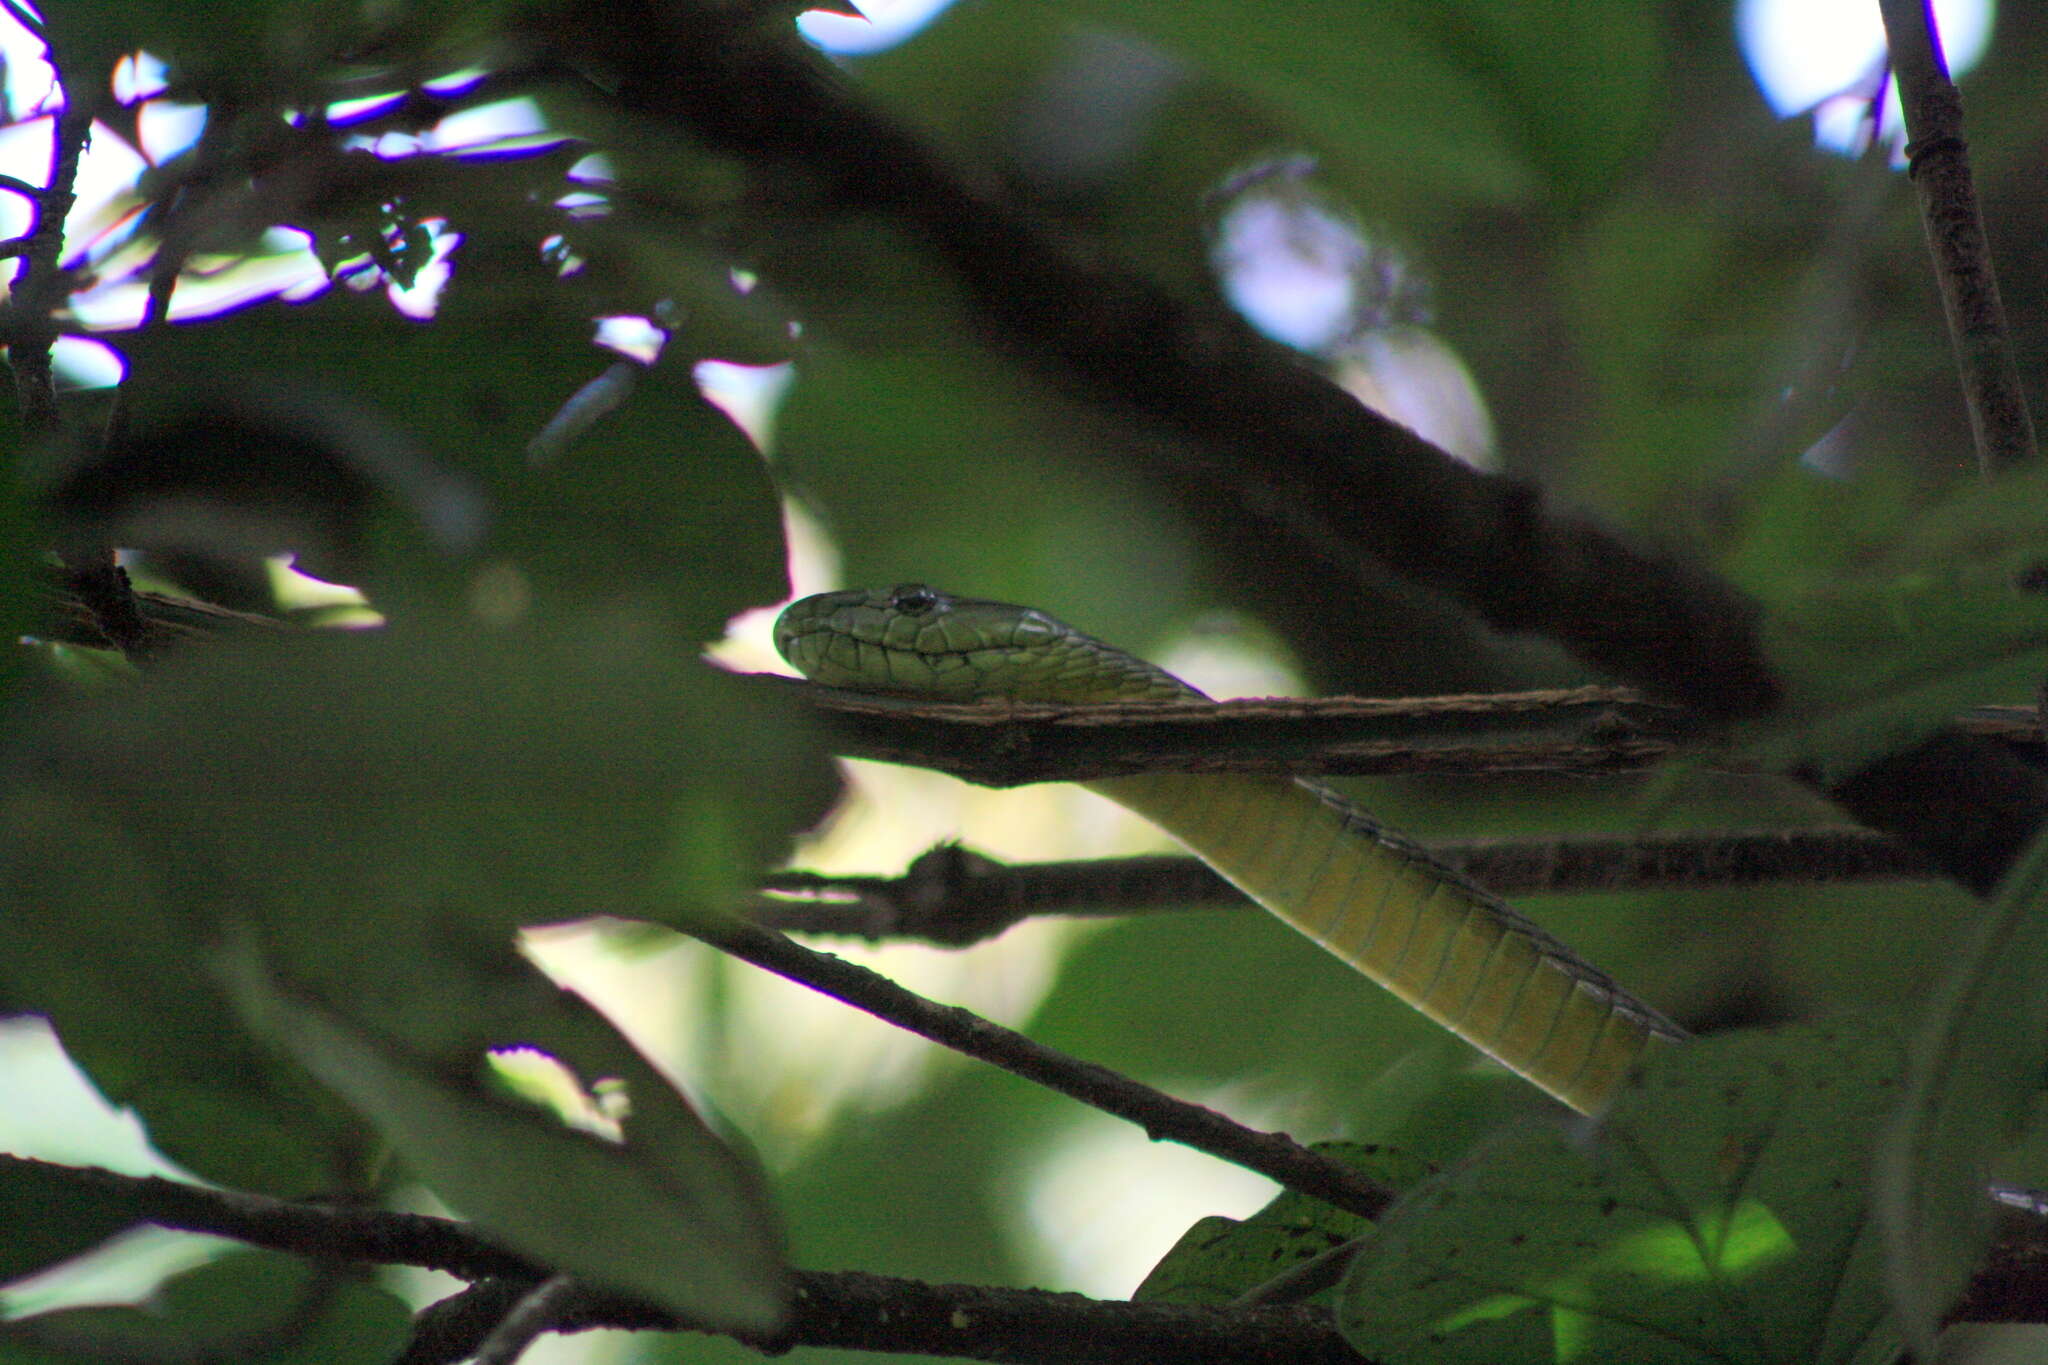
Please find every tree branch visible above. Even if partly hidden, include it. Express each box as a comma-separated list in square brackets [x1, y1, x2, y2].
[1878, 0, 2038, 472]
[400, 1280, 538, 1365]
[9, 102, 87, 445]
[408, 1272, 1360, 1365]
[694, 919, 1395, 1220]
[28, 560, 290, 653]
[749, 674, 1690, 783]
[6, 59, 155, 659]
[747, 664, 2048, 894]
[754, 828, 1937, 946]
[8, 1155, 1360, 1365]
[469, 1274, 578, 1365]
[0, 1156, 540, 1281]
[7, 1154, 2046, 1365]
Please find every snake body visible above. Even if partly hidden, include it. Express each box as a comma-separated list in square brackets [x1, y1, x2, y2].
[774, 584, 1685, 1113]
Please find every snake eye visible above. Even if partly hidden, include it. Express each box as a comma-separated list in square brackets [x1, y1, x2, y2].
[890, 584, 939, 614]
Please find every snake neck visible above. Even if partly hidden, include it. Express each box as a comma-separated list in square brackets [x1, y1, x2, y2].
[1088, 770, 1686, 1112]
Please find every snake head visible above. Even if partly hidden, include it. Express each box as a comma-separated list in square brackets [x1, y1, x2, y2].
[773, 584, 1196, 703]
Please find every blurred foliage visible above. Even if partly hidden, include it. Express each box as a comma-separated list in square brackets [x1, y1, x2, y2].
[0, 0, 2045, 1361]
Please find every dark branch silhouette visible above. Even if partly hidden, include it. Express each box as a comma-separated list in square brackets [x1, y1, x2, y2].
[695, 920, 1395, 1220]
[754, 828, 1938, 946]
[8, 79, 153, 659]
[746, 674, 1690, 783]
[7, 1154, 2045, 1365]
[1878, 0, 2038, 472]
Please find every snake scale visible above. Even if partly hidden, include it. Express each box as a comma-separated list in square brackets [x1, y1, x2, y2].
[775, 584, 1686, 1113]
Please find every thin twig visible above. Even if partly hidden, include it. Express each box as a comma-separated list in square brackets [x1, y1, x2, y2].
[695, 920, 1395, 1220]
[10, 102, 90, 442]
[470, 1274, 579, 1365]
[29, 561, 290, 653]
[759, 675, 2046, 787]
[753, 828, 1937, 945]
[1877, 0, 2037, 472]
[0, 0, 42, 35]
[400, 1280, 542, 1365]
[759, 664, 2046, 893]
[556, 1270, 1358, 1365]
[9, 67, 156, 657]
[1231, 1237, 1364, 1307]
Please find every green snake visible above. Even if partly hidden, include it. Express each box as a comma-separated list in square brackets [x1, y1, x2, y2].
[774, 584, 1686, 1113]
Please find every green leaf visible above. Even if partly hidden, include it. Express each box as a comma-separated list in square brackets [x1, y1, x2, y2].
[1773, 630, 2048, 789]
[218, 944, 790, 1335]
[1875, 831, 2048, 1354]
[0, 1247, 411, 1365]
[0, 788, 363, 1195]
[1338, 1022, 1903, 1365]
[1134, 1142, 1432, 1304]
[0, 1157, 140, 1285]
[7, 617, 813, 1327]
[0, 616, 835, 1184]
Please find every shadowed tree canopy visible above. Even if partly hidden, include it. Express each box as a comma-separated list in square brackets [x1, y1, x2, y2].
[5, 2, 2048, 1363]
